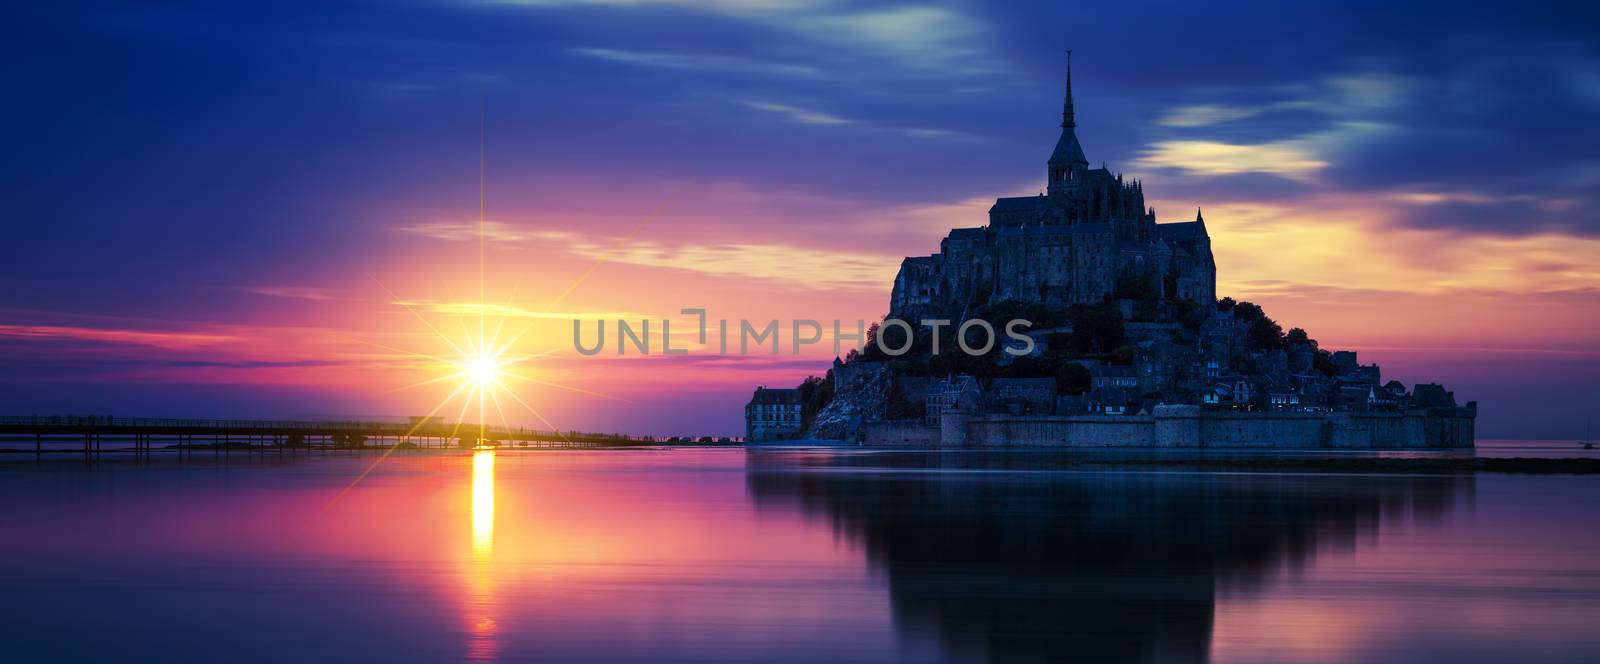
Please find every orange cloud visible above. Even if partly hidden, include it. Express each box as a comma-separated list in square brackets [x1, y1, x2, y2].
[1135, 139, 1329, 180]
[0, 324, 236, 350]
[1187, 195, 1600, 296]
[1150, 192, 1600, 353]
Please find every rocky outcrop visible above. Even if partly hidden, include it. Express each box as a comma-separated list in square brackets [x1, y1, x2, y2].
[805, 362, 891, 441]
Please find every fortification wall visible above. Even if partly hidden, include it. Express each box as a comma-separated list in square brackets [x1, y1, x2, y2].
[965, 415, 1154, 447]
[861, 408, 1473, 449]
[1198, 412, 1326, 448]
[1327, 412, 1420, 448]
[863, 420, 940, 446]
[1422, 407, 1476, 448]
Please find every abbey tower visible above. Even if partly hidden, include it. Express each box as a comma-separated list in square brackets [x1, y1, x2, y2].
[889, 56, 1217, 322]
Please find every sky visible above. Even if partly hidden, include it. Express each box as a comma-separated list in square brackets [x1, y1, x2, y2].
[3, 0, 1598, 438]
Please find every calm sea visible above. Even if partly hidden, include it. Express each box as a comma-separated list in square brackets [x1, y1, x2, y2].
[1, 446, 1597, 663]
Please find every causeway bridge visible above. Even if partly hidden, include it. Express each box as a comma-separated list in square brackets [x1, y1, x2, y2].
[0, 415, 674, 460]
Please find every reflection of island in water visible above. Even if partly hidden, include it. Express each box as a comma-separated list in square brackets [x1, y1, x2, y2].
[747, 451, 1472, 663]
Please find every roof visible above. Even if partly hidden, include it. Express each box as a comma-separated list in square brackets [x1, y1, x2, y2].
[1412, 383, 1456, 408]
[1049, 127, 1088, 166]
[989, 196, 1045, 213]
[748, 388, 802, 405]
[1156, 221, 1205, 242]
[1084, 167, 1117, 185]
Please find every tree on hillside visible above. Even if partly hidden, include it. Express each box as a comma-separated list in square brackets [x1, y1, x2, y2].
[1249, 317, 1284, 350]
[1233, 300, 1284, 350]
[1234, 300, 1264, 322]
[798, 372, 835, 430]
[1070, 305, 1124, 354]
[1056, 363, 1091, 395]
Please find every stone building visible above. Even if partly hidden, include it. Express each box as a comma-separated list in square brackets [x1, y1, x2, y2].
[745, 387, 803, 441]
[890, 57, 1216, 322]
[986, 377, 1057, 415]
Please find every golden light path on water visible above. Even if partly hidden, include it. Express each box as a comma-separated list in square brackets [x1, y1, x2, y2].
[467, 449, 498, 661]
[473, 449, 495, 553]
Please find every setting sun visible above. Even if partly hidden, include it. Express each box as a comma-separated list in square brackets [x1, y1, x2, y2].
[465, 353, 501, 387]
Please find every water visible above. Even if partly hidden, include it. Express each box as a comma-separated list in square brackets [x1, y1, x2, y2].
[1, 448, 1597, 663]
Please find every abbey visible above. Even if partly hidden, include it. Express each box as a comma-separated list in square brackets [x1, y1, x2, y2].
[750, 57, 1475, 449]
[890, 59, 1216, 321]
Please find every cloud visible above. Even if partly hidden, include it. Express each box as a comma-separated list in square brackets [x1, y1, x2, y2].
[1167, 194, 1600, 357]
[1175, 195, 1600, 297]
[389, 220, 899, 290]
[1155, 73, 1417, 129]
[0, 324, 236, 350]
[159, 359, 346, 368]
[1319, 73, 1413, 113]
[558, 234, 898, 291]
[492, 0, 827, 11]
[785, 6, 993, 73]
[740, 100, 853, 125]
[394, 300, 648, 321]
[568, 47, 822, 78]
[393, 220, 565, 243]
[1135, 139, 1329, 180]
[738, 99, 982, 141]
[522, 1, 1002, 81]
[1155, 104, 1269, 128]
[241, 286, 342, 301]
[1143, 59, 1598, 239]
[1140, 72, 1415, 180]
[899, 127, 983, 141]
[1138, 118, 1394, 181]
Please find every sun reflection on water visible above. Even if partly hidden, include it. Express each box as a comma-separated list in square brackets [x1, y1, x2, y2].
[473, 450, 495, 554]
[466, 449, 498, 661]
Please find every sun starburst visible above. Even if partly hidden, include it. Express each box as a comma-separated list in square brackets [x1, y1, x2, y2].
[349, 113, 585, 459]
[312, 113, 662, 516]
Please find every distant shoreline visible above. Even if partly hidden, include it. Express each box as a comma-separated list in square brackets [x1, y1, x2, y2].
[4, 445, 1598, 474]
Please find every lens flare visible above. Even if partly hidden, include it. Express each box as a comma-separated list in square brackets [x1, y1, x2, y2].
[465, 353, 501, 388]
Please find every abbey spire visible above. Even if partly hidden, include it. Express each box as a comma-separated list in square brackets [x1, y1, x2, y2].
[1047, 51, 1089, 197]
[1061, 49, 1076, 129]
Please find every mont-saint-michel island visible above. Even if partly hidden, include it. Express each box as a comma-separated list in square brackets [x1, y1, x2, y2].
[746, 62, 1477, 449]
